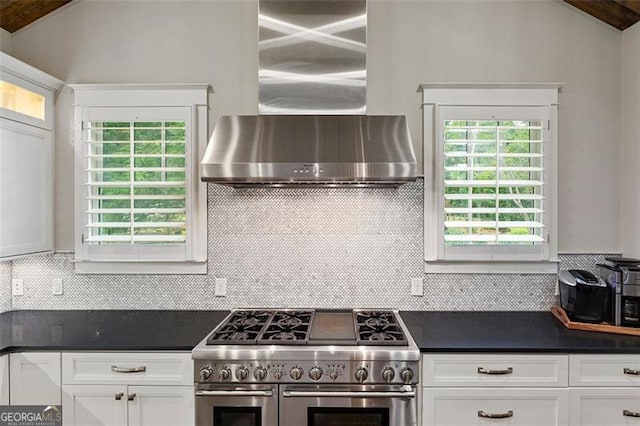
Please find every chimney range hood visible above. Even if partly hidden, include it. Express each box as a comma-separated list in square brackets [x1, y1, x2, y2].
[200, 0, 417, 187]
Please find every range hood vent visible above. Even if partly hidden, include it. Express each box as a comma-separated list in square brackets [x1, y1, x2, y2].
[201, 0, 416, 187]
[200, 115, 416, 186]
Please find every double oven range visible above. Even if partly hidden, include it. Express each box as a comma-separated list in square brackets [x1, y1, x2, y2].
[192, 309, 419, 426]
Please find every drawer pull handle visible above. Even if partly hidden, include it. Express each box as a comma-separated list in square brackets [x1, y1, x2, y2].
[478, 410, 514, 419]
[623, 368, 640, 375]
[115, 392, 124, 401]
[477, 367, 513, 375]
[623, 409, 640, 418]
[111, 365, 147, 373]
[128, 393, 136, 401]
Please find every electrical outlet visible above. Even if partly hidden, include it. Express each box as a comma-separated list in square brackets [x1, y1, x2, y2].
[411, 278, 423, 296]
[52, 278, 64, 295]
[215, 278, 227, 297]
[12, 278, 24, 296]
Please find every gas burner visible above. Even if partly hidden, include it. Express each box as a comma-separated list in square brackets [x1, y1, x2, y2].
[355, 310, 408, 346]
[271, 311, 313, 326]
[257, 310, 314, 345]
[228, 311, 272, 327]
[206, 310, 273, 345]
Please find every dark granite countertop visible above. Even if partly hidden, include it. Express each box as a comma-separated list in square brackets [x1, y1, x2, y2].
[0, 310, 229, 354]
[1, 310, 639, 355]
[400, 311, 640, 354]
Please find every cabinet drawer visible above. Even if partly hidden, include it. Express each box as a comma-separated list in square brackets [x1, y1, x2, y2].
[570, 388, 640, 425]
[423, 354, 568, 387]
[570, 354, 640, 387]
[423, 388, 569, 426]
[62, 352, 193, 386]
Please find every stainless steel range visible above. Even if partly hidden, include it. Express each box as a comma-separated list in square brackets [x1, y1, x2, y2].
[192, 309, 420, 426]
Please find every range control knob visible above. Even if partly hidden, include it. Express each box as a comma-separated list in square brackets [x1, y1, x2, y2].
[329, 370, 339, 381]
[382, 367, 396, 383]
[309, 366, 323, 381]
[235, 367, 249, 381]
[218, 367, 231, 381]
[290, 367, 304, 381]
[355, 367, 368, 384]
[254, 367, 267, 381]
[199, 366, 213, 382]
[400, 367, 414, 384]
[273, 370, 283, 380]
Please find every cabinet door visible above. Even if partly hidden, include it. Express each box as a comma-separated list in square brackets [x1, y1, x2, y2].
[62, 385, 128, 426]
[0, 354, 8, 404]
[570, 388, 640, 425]
[0, 118, 53, 259]
[128, 386, 194, 426]
[423, 388, 569, 426]
[9, 352, 61, 404]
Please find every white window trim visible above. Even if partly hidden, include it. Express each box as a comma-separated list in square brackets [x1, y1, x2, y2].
[419, 82, 561, 274]
[71, 84, 210, 274]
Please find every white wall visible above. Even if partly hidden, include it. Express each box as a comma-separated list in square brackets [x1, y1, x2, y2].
[0, 28, 12, 54]
[8, 0, 623, 253]
[621, 22, 640, 258]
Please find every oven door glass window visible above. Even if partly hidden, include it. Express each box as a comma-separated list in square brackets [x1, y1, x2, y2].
[214, 407, 261, 426]
[308, 407, 389, 426]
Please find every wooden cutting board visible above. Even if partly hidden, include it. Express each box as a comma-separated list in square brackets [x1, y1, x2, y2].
[551, 306, 640, 337]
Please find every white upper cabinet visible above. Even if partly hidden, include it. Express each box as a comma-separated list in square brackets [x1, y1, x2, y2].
[0, 52, 63, 259]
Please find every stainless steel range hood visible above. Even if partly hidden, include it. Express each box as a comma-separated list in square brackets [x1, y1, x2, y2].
[200, 0, 416, 187]
[200, 115, 416, 187]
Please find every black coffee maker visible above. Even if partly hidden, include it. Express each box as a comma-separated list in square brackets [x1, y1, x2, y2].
[597, 258, 640, 327]
[558, 270, 609, 323]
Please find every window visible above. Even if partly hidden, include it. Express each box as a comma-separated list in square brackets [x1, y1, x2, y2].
[421, 83, 560, 273]
[0, 80, 45, 120]
[72, 84, 209, 274]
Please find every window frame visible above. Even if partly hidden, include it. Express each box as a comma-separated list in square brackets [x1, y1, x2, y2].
[71, 84, 209, 274]
[420, 83, 561, 274]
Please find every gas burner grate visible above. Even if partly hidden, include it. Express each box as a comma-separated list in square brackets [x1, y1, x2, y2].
[354, 310, 408, 346]
[206, 310, 273, 345]
[257, 310, 315, 345]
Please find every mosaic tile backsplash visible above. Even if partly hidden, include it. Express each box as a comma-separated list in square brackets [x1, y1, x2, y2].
[6, 180, 620, 311]
[0, 262, 11, 313]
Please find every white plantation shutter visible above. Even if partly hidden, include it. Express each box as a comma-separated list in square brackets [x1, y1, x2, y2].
[84, 119, 188, 245]
[437, 105, 551, 261]
[72, 85, 209, 274]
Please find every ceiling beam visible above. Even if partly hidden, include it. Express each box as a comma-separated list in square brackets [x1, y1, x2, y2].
[564, 0, 640, 30]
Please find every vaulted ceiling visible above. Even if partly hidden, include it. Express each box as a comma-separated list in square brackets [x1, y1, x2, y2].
[0, 0, 639, 34]
[564, 0, 640, 30]
[0, 0, 72, 34]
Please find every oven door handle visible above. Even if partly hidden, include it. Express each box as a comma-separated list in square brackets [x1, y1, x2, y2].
[282, 389, 415, 399]
[196, 389, 274, 397]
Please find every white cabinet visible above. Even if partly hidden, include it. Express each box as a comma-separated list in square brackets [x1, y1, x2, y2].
[63, 385, 193, 426]
[423, 353, 568, 387]
[425, 388, 568, 426]
[0, 52, 62, 259]
[0, 354, 8, 404]
[568, 354, 640, 425]
[9, 352, 61, 404]
[62, 352, 194, 426]
[570, 388, 640, 425]
[422, 354, 570, 426]
[63, 385, 128, 426]
[0, 119, 53, 258]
